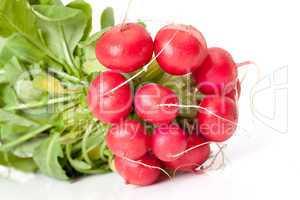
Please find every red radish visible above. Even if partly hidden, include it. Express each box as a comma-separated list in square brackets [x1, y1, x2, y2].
[87, 71, 132, 123]
[193, 47, 237, 95]
[197, 96, 238, 142]
[164, 134, 210, 172]
[226, 79, 241, 100]
[152, 124, 187, 162]
[95, 23, 153, 73]
[106, 120, 148, 159]
[115, 154, 161, 186]
[134, 83, 179, 124]
[154, 24, 207, 75]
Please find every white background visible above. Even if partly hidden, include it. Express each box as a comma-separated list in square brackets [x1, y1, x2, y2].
[1, 0, 299, 199]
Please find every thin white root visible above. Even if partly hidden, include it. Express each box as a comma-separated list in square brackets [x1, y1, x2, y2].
[236, 61, 256, 68]
[171, 143, 227, 176]
[170, 141, 211, 158]
[237, 60, 261, 86]
[120, 156, 172, 179]
[159, 104, 236, 125]
[196, 143, 227, 172]
[172, 163, 200, 176]
[158, 103, 251, 135]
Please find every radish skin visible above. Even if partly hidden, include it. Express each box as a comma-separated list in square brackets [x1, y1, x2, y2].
[134, 83, 179, 124]
[87, 71, 132, 123]
[151, 125, 187, 162]
[193, 47, 237, 95]
[154, 24, 207, 75]
[96, 23, 154, 73]
[197, 96, 238, 142]
[115, 154, 161, 186]
[106, 120, 148, 159]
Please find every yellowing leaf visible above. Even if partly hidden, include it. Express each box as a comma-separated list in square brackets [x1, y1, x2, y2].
[33, 74, 66, 94]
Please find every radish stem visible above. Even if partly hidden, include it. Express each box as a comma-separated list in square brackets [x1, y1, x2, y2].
[4, 95, 80, 111]
[0, 124, 52, 151]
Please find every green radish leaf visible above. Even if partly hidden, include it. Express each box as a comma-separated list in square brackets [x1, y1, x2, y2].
[0, 109, 38, 127]
[0, 124, 31, 143]
[0, 124, 52, 151]
[0, 0, 73, 74]
[0, 0, 113, 180]
[0, 152, 37, 172]
[101, 7, 115, 29]
[0, 33, 47, 68]
[82, 60, 106, 75]
[21, 107, 54, 125]
[12, 136, 47, 158]
[79, 29, 108, 48]
[0, 36, 5, 48]
[66, 143, 110, 174]
[66, 144, 92, 172]
[69, 159, 91, 170]
[32, 5, 87, 73]
[78, 29, 110, 75]
[87, 145, 102, 161]
[0, 0, 41, 38]
[28, 0, 63, 5]
[15, 79, 44, 102]
[32, 5, 81, 21]
[82, 43, 107, 74]
[0, 57, 25, 84]
[72, 125, 109, 153]
[0, 85, 19, 107]
[67, 0, 92, 40]
[33, 132, 69, 180]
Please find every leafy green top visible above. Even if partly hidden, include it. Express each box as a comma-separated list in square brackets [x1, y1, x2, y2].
[0, 0, 114, 180]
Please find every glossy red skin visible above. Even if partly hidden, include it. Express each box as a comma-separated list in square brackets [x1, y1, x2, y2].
[115, 154, 161, 186]
[226, 79, 241, 100]
[87, 71, 132, 123]
[95, 23, 154, 73]
[164, 134, 210, 172]
[152, 125, 187, 162]
[154, 24, 207, 75]
[134, 83, 179, 124]
[193, 47, 237, 95]
[106, 120, 148, 159]
[197, 96, 238, 142]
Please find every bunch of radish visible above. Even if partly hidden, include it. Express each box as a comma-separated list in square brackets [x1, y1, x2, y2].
[87, 22, 241, 186]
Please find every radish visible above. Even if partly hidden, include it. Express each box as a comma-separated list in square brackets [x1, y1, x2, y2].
[197, 96, 238, 142]
[87, 71, 132, 123]
[95, 23, 154, 73]
[193, 47, 237, 95]
[114, 154, 161, 186]
[154, 24, 207, 75]
[134, 83, 179, 124]
[164, 134, 210, 172]
[151, 124, 187, 162]
[106, 119, 148, 159]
